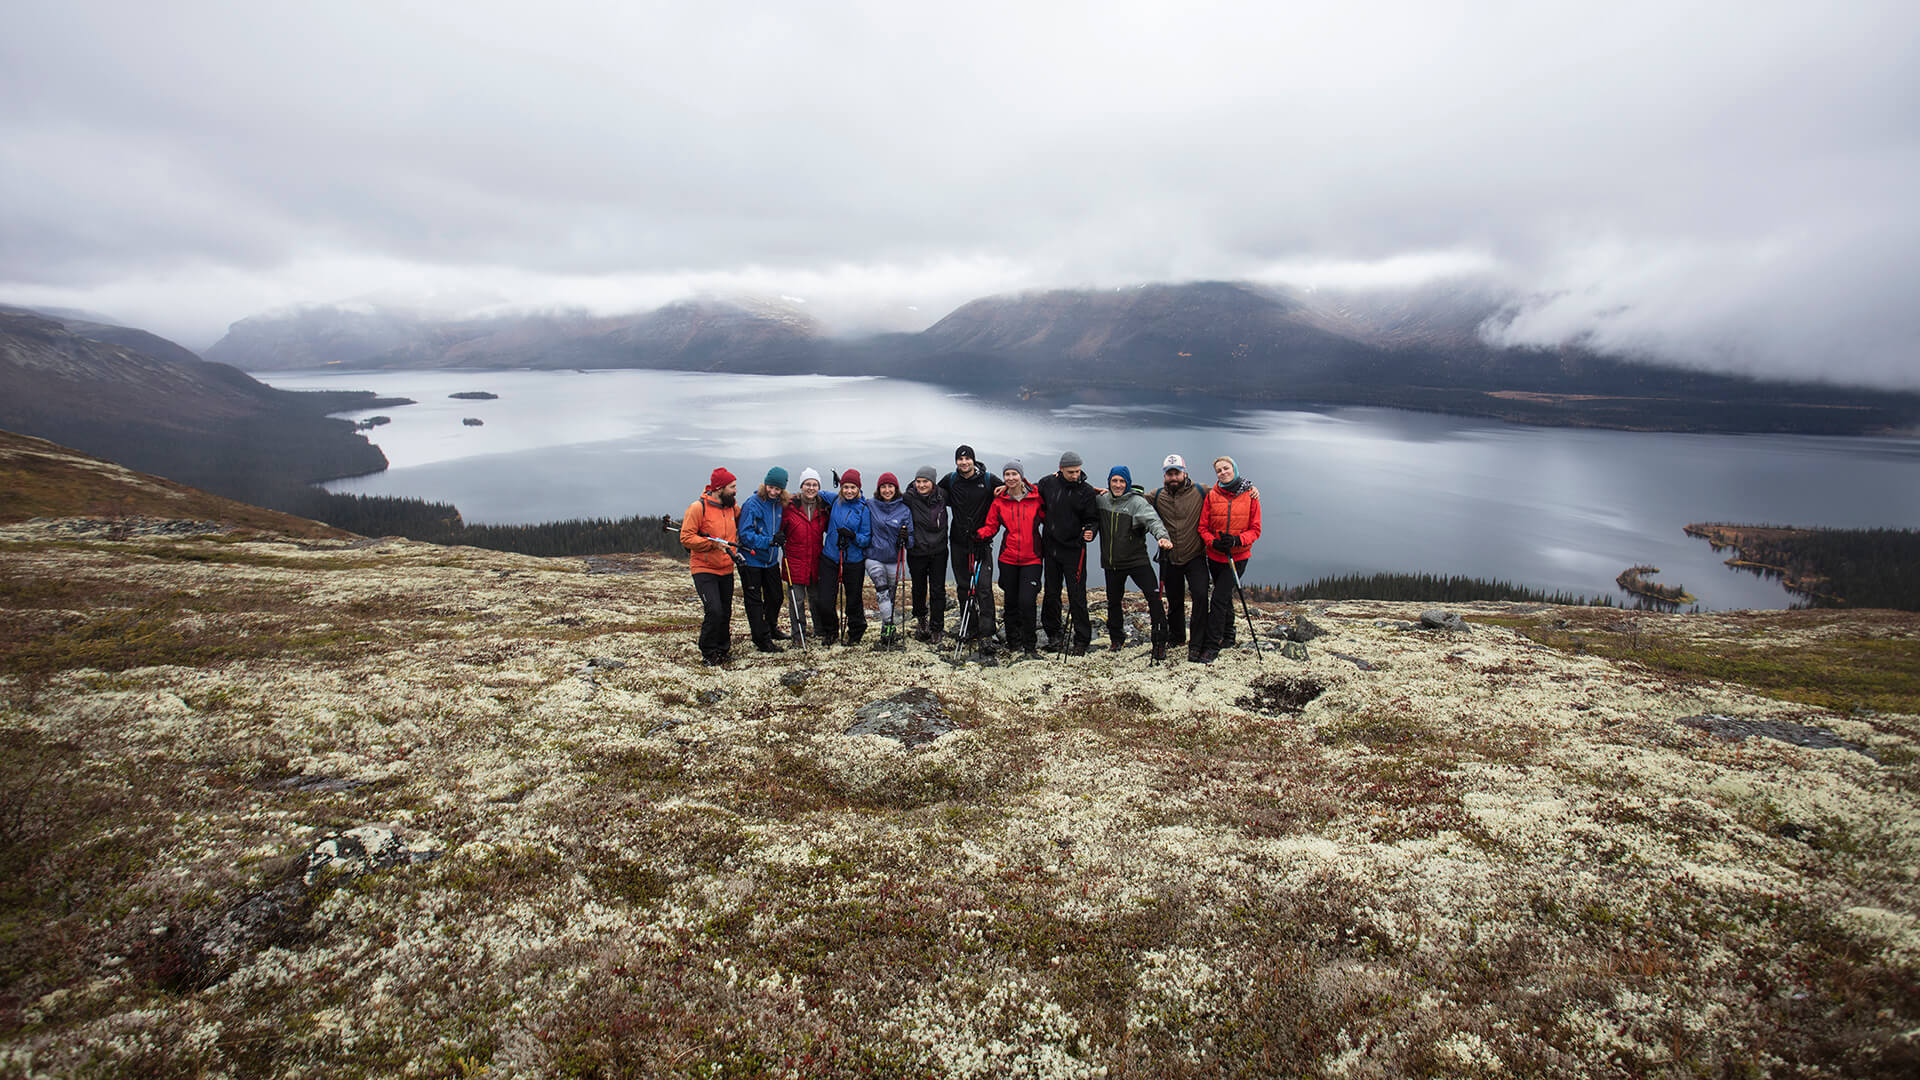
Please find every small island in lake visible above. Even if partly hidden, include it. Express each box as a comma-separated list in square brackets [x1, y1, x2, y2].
[461, 417, 483, 427]
[1616, 564, 1695, 607]
[449, 391, 498, 400]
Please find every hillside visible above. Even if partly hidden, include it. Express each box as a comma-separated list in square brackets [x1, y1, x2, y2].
[2, 473, 1916, 1075]
[0, 311, 395, 505]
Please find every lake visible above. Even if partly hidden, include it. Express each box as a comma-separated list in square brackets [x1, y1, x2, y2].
[259, 369, 1920, 610]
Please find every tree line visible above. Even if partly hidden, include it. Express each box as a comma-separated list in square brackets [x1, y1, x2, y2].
[1241, 572, 1613, 606]
[260, 488, 682, 557]
[1688, 523, 1920, 611]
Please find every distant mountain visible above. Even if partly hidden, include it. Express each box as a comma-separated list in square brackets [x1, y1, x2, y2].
[205, 296, 828, 373]
[0, 310, 394, 504]
[200, 282, 1920, 435]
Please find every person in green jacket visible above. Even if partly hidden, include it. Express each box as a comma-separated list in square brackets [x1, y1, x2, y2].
[1094, 465, 1173, 660]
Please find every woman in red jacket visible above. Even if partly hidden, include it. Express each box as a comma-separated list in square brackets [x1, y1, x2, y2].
[782, 468, 829, 645]
[1196, 455, 1262, 664]
[975, 459, 1046, 659]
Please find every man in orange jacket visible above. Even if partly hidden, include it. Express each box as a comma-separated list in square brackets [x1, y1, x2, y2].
[681, 467, 743, 666]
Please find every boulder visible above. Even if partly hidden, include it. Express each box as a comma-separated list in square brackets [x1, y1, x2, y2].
[847, 687, 956, 747]
[1419, 609, 1469, 632]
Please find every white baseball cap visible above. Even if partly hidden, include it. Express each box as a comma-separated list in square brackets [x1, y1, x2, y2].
[1162, 454, 1187, 471]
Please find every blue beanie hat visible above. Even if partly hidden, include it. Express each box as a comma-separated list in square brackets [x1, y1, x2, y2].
[1108, 465, 1132, 487]
[764, 466, 789, 488]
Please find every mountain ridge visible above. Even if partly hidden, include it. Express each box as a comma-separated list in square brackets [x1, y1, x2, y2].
[195, 282, 1920, 435]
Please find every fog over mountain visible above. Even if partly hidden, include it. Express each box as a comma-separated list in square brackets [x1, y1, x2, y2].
[3, 2, 1916, 387]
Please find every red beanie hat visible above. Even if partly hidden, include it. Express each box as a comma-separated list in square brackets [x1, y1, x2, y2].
[708, 467, 737, 491]
[876, 471, 899, 490]
[839, 468, 862, 488]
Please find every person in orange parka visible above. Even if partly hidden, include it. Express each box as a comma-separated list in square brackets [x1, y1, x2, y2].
[1195, 455, 1262, 664]
[975, 459, 1047, 659]
[681, 467, 743, 666]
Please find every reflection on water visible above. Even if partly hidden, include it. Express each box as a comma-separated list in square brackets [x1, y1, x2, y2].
[259, 369, 1920, 610]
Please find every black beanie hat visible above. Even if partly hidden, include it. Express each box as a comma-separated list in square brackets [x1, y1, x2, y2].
[955, 444, 976, 461]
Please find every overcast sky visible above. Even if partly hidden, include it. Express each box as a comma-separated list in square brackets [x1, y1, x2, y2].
[4, 1, 1917, 386]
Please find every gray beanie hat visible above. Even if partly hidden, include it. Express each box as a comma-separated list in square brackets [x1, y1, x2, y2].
[1002, 459, 1025, 478]
[1059, 450, 1083, 469]
[914, 465, 938, 483]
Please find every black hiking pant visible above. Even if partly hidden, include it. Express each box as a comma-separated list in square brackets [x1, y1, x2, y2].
[692, 571, 734, 661]
[1162, 555, 1210, 649]
[739, 564, 783, 646]
[813, 554, 868, 644]
[998, 562, 1043, 651]
[1103, 564, 1166, 646]
[907, 550, 949, 630]
[1041, 546, 1092, 647]
[950, 543, 997, 638]
[1207, 557, 1250, 652]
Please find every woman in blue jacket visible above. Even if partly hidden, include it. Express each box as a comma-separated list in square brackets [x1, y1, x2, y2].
[736, 467, 790, 653]
[866, 472, 914, 651]
[817, 469, 873, 646]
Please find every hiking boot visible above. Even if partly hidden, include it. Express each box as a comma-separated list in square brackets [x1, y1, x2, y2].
[929, 630, 944, 647]
[770, 628, 790, 641]
[1151, 641, 1167, 662]
[912, 617, 929, 641]
[1022, 647, 1042, 661]
[1187, 646, 1205, 663]
[1197, 648, 1219, 664]
[754, 639, 783, 654]
[1169, 633, 1186, 647]
[1109, 639, 1125, 653]
[1066, 642, 1088, 656]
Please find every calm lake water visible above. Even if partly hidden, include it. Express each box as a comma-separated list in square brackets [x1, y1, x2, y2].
[260, 369, 1920, 610]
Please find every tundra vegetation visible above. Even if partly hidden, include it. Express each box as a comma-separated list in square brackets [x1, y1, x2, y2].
[1, 440, 1918, 1078]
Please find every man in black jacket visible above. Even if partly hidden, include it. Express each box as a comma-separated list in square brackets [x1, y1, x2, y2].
[1036, 451, 1100, 654]
[938, 445, 1002, 642]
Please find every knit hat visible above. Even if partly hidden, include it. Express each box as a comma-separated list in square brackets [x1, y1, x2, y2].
[1001, 459, 1024, 478]
[876, 471, 900, 491]
[763, 466, 789, 489]
[708, 467, 738, 491]
[914, 465, 938, 483]
[1059, 450, 1083, 470]
[1161, 453, 1187, 472]
[1108, 464, 1132, 487]
[955, 444, 976, 461]
[839, 468, 862, 488]
[798, 467, 822, 487]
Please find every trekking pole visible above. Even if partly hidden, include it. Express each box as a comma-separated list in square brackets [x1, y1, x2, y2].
[894, 538, 908, 650]
[951, 553, 975, 661]
[780, 549, 807, 652]
[1226, 556, 1265, 668]
[1154, 552, 1168, 665]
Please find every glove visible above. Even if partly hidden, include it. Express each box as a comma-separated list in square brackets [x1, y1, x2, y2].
[837, 527, 856, 547]
[898, 524, 910, 546]
[1211, 534, 1237, 553]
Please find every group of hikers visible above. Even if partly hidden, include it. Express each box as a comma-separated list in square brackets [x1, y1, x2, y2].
[677, 445, 1263, 666]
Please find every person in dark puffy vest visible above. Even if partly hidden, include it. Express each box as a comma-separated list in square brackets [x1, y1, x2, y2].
[902, 465, 950, 644]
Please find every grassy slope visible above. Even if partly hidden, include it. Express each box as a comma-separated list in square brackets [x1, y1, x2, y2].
[0, 511, 1915, 1077]
[0, 429, 347, 539]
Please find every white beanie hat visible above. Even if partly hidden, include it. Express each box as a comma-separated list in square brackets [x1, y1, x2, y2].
[799, 467, 822, 486]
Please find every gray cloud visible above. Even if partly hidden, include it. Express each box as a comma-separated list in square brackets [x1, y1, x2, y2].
[2, 0, 1916, 385]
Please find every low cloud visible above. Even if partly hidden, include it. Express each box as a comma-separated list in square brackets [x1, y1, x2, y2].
[2, 1, 1915, 385]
